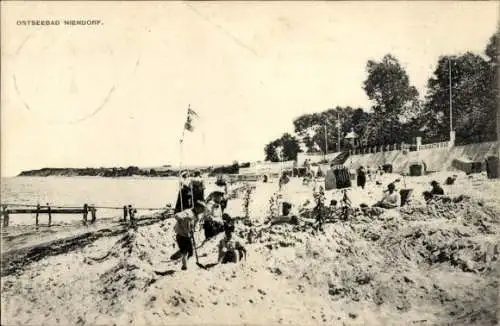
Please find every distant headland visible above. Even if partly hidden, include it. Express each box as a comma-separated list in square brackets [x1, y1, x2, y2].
[17, 163, 249, 178]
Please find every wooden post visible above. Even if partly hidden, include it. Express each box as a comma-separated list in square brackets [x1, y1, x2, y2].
[2, 205, 9, 227]
[123, 205, 128, 221]
[47, 203, 52, 227]
[128, 205, 135, 224]
[128, 205, 137, 227]
[90, 206, 96, 224]
[83, 204, 88, 225]
[35, 203, 40, 226]
[130, 207, 136, 221]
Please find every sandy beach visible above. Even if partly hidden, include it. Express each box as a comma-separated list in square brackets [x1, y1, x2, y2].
[2, 2, 499, 325]
[1, 171, 499, 326]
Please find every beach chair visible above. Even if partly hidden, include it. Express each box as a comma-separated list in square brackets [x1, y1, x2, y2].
[400, 189, 413, 207]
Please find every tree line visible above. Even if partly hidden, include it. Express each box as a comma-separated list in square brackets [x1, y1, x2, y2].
[264, 32, 498, 162]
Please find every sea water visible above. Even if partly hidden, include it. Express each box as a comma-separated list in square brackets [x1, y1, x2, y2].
[0, 176, 198, 226]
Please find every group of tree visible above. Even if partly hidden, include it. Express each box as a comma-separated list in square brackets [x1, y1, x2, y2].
[424, 34, 498, 144]
[264, 133, 302, 162]
[264, 31, 498, 162]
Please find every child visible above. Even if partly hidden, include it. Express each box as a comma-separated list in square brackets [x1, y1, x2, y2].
[173, 200, 206, 270]
[217, 228, 246, 264]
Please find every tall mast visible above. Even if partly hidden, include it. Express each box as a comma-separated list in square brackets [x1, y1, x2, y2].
[337, 112, 341, 152]
[449, 59, 453, 133]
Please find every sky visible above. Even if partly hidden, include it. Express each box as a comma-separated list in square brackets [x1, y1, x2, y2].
[1, 1, 498, 177]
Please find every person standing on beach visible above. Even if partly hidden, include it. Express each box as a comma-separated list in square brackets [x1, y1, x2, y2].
[173, 200, 206, 270]
[279, 172, 290, 191]
[206, 176, 230, 216]
[199, 203, 225, 241]
[357, 166, 367, 189]
[190, 170, 205, 204]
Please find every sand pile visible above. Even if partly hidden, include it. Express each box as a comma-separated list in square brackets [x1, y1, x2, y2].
[90, 230, 158, 311]
[234, 196, 500, 325]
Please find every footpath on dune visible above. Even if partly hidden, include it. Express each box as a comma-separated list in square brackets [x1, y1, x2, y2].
[1, 177, 499, 326]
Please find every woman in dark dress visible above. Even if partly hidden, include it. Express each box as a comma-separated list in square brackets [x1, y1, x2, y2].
[190, 170, 205, 204]
[175, 171, 193, 213]
[357, 166, 367, 189]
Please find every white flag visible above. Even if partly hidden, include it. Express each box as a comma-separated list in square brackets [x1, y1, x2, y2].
[184, 108, 199, 132]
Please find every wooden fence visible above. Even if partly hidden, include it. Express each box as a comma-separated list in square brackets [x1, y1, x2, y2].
[348, 142, 415, 155]
[419, 141, 449, 150]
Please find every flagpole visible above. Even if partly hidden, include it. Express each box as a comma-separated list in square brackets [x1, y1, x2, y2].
[337, 113, 341, 153]
[449, 58, 453, 133]
[324, 123, 327, 161]
[178, 104, 190, 213]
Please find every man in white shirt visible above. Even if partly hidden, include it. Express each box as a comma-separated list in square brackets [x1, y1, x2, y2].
[173, 201, 206, 270]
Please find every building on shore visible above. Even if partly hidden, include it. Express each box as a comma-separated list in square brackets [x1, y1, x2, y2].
[238, 160, 296, 180]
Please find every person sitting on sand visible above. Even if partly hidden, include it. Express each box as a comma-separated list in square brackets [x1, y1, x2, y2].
[269, 201, 300, 225]
[325, 199, 339, 219]
[302, 174, 312, 185]
[173, 200, 206, 270]
[423, 180, 445, 202]
[430, 180, 444, 196]
[217, 228, 247, 264]
[374, 183, 400, 209]
[329, 199, 338, 211]
[445, 175, 457, 185]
